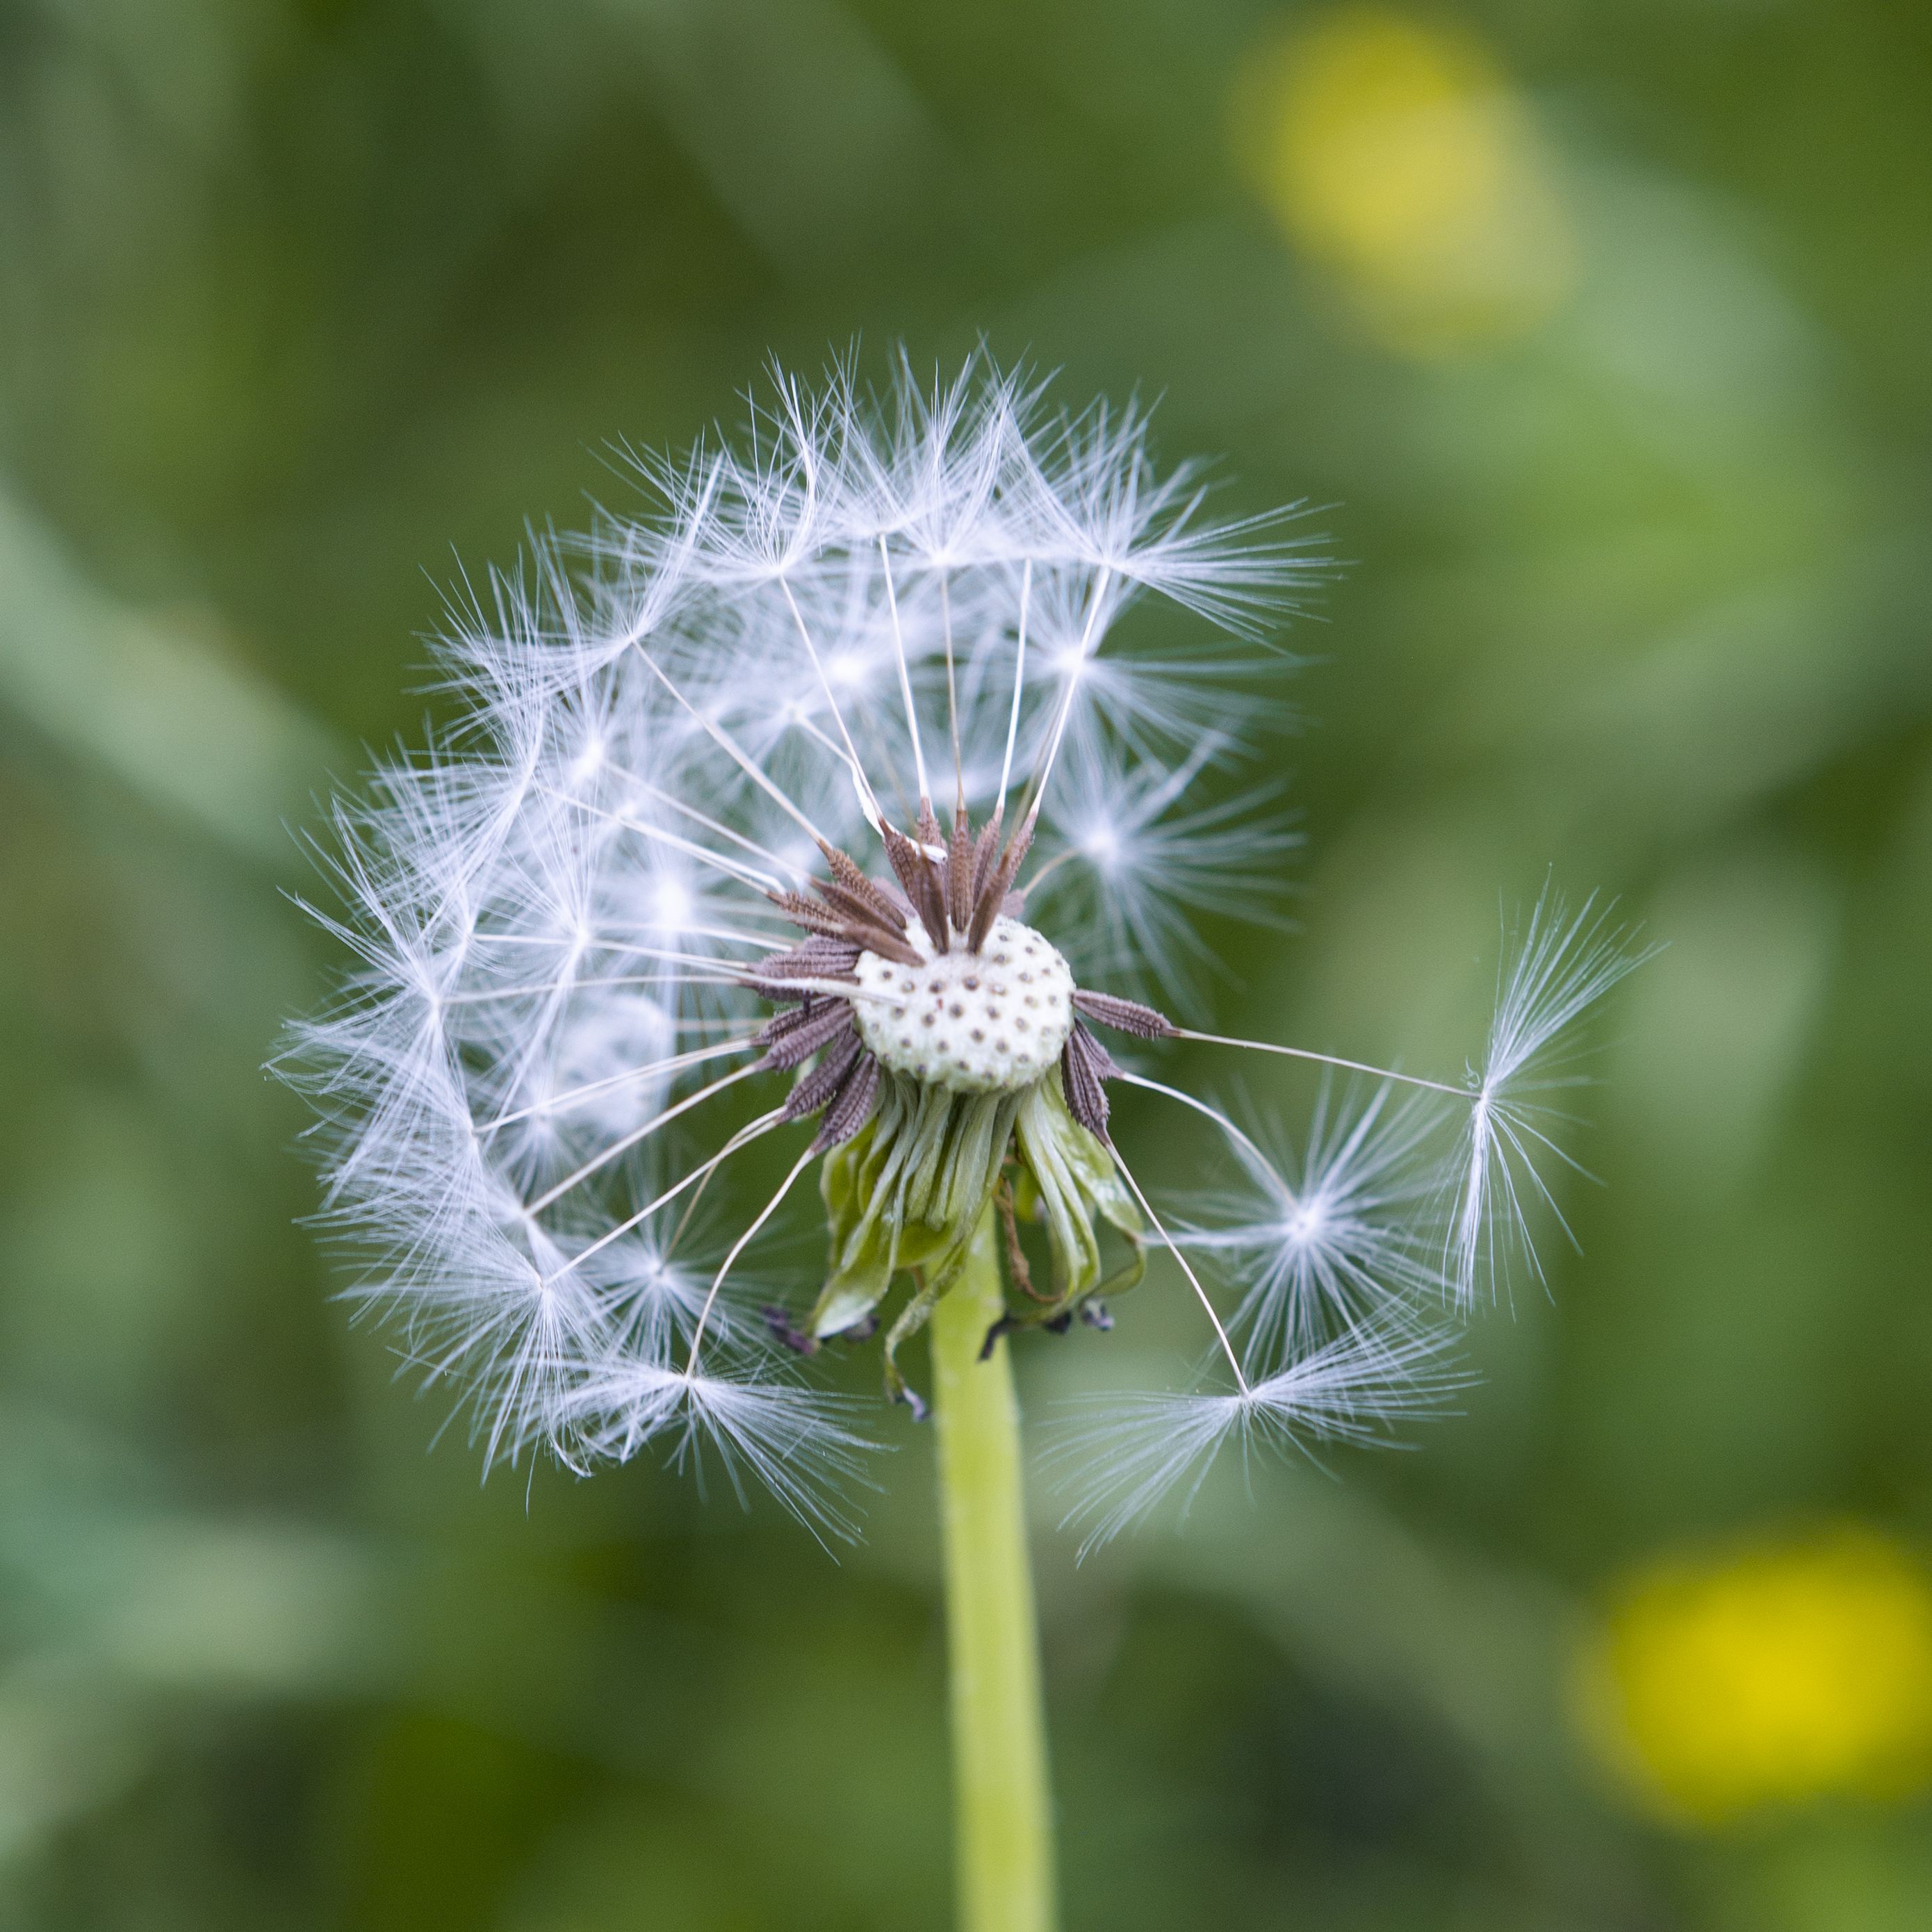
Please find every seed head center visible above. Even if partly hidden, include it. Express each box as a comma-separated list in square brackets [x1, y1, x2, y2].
[851, 915, 1074, 1095]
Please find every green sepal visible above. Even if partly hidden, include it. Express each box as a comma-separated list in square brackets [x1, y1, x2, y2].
[812, 1077, 1022, 1339]
[812, 1068, 1141, 1353]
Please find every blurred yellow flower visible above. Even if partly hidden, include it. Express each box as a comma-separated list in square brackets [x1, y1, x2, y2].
[1580, 1528, 1932, 1826]
[1231, 8, 1575, 357]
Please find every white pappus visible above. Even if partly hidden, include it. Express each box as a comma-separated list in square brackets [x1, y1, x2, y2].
[283, 354, 1651, 1539]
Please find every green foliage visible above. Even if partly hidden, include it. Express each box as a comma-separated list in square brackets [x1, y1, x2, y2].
[1, 1, 1929, 1927]
[815, 1072, 1139, 1370]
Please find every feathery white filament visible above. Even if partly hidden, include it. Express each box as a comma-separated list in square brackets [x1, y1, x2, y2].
[1104, 1145, 1250, 1396]
[1051, 1320, 1466, 1556]
[995, 559, 1031, 821]
[877, 534, 932, 809]
[1446, 891, 1660, 1304]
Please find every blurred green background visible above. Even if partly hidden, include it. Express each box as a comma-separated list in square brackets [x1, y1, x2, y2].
[3, 1, 1930, 1926]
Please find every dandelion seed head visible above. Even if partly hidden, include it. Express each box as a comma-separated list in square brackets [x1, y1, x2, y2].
[281, 352, 1643, 1538]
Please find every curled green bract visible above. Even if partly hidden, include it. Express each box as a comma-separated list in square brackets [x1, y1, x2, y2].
[813, 1068, 1143, 1406]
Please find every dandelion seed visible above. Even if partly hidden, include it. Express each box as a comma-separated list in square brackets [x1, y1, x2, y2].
[1051, 1317, 1470, 1556]
[1170, 1077, 1448, 1361]
[282, 354, 1646, 1536]
[1446, 889, 1663, 1305]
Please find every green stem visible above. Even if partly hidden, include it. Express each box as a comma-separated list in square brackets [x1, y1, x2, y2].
[931, 1209, 1058, 1932]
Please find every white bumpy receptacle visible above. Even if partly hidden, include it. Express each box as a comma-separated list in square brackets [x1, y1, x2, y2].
[852, 917, 1075, 1095]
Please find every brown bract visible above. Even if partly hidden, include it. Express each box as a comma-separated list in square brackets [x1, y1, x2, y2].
[741, 805, 1177, 1149]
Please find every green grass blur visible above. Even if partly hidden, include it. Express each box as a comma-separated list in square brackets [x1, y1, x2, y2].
[2, 2, 1929, 1926]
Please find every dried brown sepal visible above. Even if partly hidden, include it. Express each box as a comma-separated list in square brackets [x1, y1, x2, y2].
[745, 960, 858, 1008]
[766, 887, 919, 967]
[883, 822, 949, 951]
[823, 846, 908, 930]
[755, 935, 863, 984]
[757, 998, 860, 1070]
[1059, 1020, 1118, 1139]
[947, 810, 975, 933]
[1072, 988, 1176, 1039]
[971, 810, 1002, 905]
[880, 821, 929, 905]
[783, 1027, 863, 1120]
[767, 890, 859, 940]
[966, 814, 1034, 951]
[755, 996, 828, 1045]
[813, 1049, 881, 1149]
[812, 883, 923, 963]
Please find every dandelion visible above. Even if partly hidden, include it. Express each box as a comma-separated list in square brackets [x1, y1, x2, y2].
[1580, 1528, 1932, 1824]
[284, 354, 1648, 1932]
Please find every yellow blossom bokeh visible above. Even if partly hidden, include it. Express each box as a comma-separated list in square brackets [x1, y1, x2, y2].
[1231, 7, 1575, 357]
[1580, 1529, 1932, 1828]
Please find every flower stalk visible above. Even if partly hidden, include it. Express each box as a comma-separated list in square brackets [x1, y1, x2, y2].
[931, 1206, 1057, 1932]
